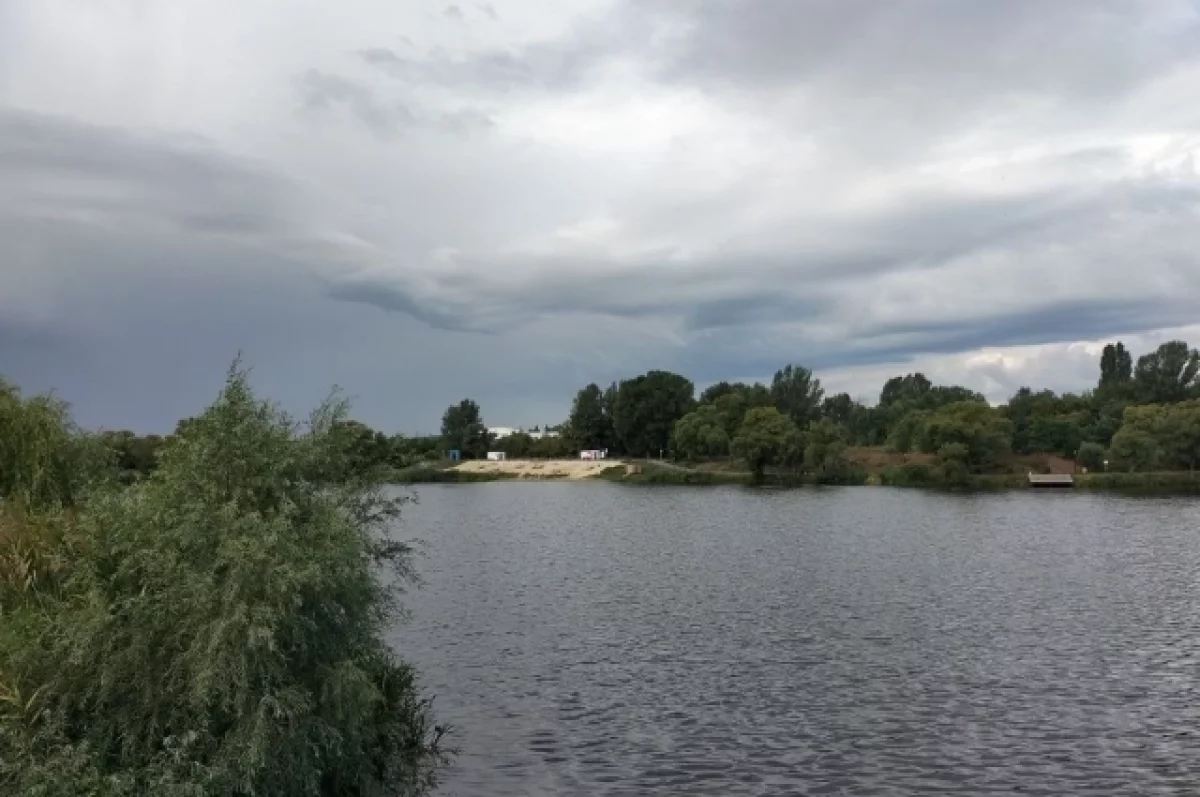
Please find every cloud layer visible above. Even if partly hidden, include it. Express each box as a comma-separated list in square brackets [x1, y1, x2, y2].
[2, 0, 1199, 430]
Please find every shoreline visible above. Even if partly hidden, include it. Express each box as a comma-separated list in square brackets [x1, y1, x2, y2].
[392, 460, 1200, 495]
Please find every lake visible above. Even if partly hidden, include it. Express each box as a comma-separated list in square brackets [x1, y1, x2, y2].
[390, 483, 1200, 796]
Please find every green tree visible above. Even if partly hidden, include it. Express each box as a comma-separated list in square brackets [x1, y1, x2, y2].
[1077, 441, 1106, 471]
[1109, 427, 1161, 472]
[1108, 401, 1200, 471]
[887, 410, 930, 453]
[1099, 341, 1133, 388]
[804, 418, 849, 477]
[771, 365, 824, 428]
[937, 443, 971, 487]
[917, 401, 1013, 473]
[1, 366, 446, 795]
[529, 433, 572, 459]
[494, 432, 534, 458]
[612, 371, 695, 457]
[698, 381, 737, 405]
[567, 383, 614, 452]
[1133, 340, 1200, 404]
[671, 405, 730, 460]
[0, 378, 107, 510]
[711, 392, 750, 437]
[879, 373, 932, 407]
[440, 398, 489, 459]
[820, 393, 856, 426]
[332, 420, 394, 477]
[731, 407, 803, 479]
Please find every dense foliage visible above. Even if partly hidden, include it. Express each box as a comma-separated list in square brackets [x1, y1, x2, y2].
[612, 371, 696, 458]
[731, 407, 803, 479]
[1, 368, 445, 796]
[566, 383, 615, 452]
[16, 338, 1200, 484]
[440, 398, 489, 459]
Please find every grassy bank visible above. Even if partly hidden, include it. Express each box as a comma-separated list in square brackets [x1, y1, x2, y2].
[395, 455, 1200, 495]
[1075, 471, 1200, 495]
[600, 461, 869, 487]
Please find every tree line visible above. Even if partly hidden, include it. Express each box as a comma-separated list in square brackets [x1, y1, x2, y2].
[66, 337, 1200, 482]
[539, 338, 1200, 482]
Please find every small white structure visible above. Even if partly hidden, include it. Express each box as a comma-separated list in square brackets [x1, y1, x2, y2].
[579, 449, 608, 460]
[488, 427, 519, 439]
[486, 451, 508, 461]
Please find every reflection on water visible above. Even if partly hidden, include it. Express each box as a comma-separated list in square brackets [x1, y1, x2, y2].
[390, 483, 1200, 796]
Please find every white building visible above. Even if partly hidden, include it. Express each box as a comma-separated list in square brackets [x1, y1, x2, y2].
[486, 451, 508, 461]
[580, 449, 608, 460]
[488, 426, 560, 440]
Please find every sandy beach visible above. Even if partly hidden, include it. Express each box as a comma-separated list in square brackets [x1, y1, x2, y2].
[451, 459, 626, 480]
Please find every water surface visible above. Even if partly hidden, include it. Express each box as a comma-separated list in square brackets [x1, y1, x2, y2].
[390, 483, 1200, 796]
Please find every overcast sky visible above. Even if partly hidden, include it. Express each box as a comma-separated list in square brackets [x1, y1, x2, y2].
[2, 1, 1200, 433]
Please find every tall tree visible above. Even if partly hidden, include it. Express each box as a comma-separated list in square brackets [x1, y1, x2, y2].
[771, 364, 824, 428]
[440, 398, 489, 458]
[879, 373, 932, 407]
[698, 381, 737, 405]
[821, 393, 856, 426]
[612, 371, 695, 457]
[567, 383, 613, 451]
[1133, 340, 1200, 404]
[1098, 341, 1133, 388]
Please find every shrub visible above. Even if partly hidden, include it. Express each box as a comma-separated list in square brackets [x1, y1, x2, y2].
[1, 366, 446, 796]
[1077, 441, 1107, 472]
[937, 443, 971, 487]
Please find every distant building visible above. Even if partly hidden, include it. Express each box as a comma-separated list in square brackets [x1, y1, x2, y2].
[488, 426, 560, 440]
[579, 449, 608, 460]
[486, 451, 508, 461]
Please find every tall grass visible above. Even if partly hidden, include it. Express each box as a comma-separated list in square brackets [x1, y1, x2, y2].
[0, 367, 446, 796]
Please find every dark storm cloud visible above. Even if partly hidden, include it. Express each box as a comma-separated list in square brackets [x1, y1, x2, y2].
[325, 162, 1200, 337]
[0, 107, 306, 239]
[6, 0, 1200, 431]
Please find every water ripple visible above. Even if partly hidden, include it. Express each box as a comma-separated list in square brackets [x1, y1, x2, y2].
[391, 484, 1200, 796]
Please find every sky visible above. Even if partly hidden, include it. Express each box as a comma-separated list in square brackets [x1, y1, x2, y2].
[2, 0, 1200, 434]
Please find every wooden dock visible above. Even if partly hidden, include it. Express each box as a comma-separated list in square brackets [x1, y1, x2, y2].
[1028, 473, 1074, 488]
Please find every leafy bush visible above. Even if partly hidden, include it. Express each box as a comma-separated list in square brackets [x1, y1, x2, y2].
[1077, 441, 1107, 472]
[937, 443, 971, 487]
[0, 378, 110, 510]
[1, 367, 446, 796]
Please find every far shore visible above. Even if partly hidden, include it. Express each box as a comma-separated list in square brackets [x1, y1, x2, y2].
[451, 459, 629, 480]
[389, 456, 1200, 495]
